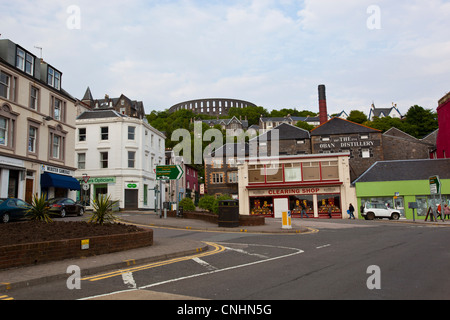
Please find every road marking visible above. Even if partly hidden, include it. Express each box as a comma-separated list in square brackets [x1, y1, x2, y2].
[121, 272, 137, 289]
[82, 242, 225, 282]
[224, 246, 269, 259]
[316, 244, 331, 249]
[0, 295, 13, 300]
[138, 246, 304, 290]
[192, 257, 217, 271]
[79, 243, 304, 301]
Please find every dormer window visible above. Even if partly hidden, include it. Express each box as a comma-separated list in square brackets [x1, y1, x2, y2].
[47, 66, 61, 90]
[16, 48, 34, 76]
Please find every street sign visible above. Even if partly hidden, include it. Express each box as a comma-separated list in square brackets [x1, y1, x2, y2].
[156, 165, 184, 180]
[429, 175, 441, 195]
[82, 175, 90, 184]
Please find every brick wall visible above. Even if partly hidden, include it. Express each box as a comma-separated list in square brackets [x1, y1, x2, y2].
[0, 230, 153, 270]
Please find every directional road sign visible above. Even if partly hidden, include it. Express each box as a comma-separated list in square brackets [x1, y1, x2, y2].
[429, 175, 441, 195]
[156, 165, 184, 180]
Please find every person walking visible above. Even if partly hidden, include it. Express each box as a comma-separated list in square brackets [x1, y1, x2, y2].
[300, 202, 309, 219]
[348, 203, 356, 219]
[443, 204, 450, 220]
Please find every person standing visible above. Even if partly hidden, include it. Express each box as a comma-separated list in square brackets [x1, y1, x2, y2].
[348, 203, 356, 219]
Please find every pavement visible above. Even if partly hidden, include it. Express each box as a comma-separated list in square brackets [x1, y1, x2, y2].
[1, 211, 449, 293]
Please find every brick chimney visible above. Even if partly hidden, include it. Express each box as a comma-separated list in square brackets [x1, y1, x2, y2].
[318, 84, 328, 125]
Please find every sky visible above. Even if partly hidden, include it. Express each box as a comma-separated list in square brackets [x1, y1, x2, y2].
[1, 0, 449, 116]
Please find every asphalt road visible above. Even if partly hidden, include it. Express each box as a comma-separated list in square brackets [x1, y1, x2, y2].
[5, 216, 450, 302]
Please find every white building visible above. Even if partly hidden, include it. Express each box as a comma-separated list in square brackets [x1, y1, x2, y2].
[75, 109, 165, 210]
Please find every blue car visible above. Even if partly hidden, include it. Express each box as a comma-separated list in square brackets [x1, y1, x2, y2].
[0, 198, 31, 223]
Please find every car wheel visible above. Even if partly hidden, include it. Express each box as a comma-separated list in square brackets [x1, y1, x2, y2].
[391, 212, 400, 220]
[1, 213, 10, 223]
[366, 212, 375, 220]
[60, 208, 66, 218]
[78, 208, 84, 216]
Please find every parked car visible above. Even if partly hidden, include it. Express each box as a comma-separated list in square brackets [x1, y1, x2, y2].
[361, 202, 401, 220]
[0, 198, 31, 223]
[48, 198, 85, 218]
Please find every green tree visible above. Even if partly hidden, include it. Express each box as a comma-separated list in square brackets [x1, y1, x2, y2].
[198, 195, 216, 212]
[89, 195, 119, 225]
[26, 193, 54, 223]
[179, 197, 195, 211]
[404, 105, 438, 138]
[295, 120, 315, 132]
[347, 110, 368, 124]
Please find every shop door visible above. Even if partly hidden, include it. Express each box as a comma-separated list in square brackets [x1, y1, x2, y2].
[274, 197, 289, 219]
[25, 179, 34, 204]
[125, 189, 139, 209]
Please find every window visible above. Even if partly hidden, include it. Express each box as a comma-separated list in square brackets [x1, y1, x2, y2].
[16, 48, 34, 75]
[100, 152, 108, 168]
[318, 194, 342, 214]
[284, 163, 302, 182]
[228, 171, 238, 183]
[321, 136, 330, 142]
[128, 151, 135, 168]
[78, 128, 86, 142]
[128, 126, 135, 140]
[321, 161, 339, 180]
[249, 164, 265, 183]
[266, 164, 283, 183]
[212, 173, 224, 184]
[303, 162, 320, 181]
[30, 86, 39, 110]
[0, 117, 8, 146]
[0, 71, 10, 99]
[78, 153, 86, 169]
[101, 127, 108, 140]
[48, 66, 61, 90]
[361, 148, 371, 158]
[28, 126, 37, 153]
[53, 98, 62, 120]
[52, 135, 61, 159]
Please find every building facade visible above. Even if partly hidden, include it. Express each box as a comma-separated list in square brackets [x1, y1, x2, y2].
[75, 109, 165, 210]
[436, 92, 450, 159]
[238, 153, 356, 219]
[164, 151, 199, 204]
[354, 159, 450, 220]
[0, 39, 79, 202]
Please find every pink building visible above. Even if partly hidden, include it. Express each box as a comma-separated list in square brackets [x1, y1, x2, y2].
[436, 92, 450, 159]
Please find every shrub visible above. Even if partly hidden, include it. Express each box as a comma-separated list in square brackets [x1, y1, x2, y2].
[26, 193, 54, 223]
[89, 195, 119, 225]
[179, 197, 195, 211]
[198, 195, 215, 212]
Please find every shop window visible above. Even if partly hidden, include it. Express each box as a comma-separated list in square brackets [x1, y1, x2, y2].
[284, 163, 302, 182]
[290, 195, 313, 215]
[250, 197, 273, 216]
[266, 164, 283, 183]
[249, 164, 264, 183]
[321, 161, 339, 180]
[303, 162, 320, 181]
[318, 194, 341, 214]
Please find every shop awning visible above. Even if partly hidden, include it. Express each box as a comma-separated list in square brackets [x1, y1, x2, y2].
[41, 172, 81, 191]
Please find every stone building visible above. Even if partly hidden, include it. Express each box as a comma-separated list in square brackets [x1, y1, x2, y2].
[310, 117, 383, 182]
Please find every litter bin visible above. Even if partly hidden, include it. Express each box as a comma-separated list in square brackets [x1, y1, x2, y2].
[218, 200, 239, 228]
[178, 206, 183, 218]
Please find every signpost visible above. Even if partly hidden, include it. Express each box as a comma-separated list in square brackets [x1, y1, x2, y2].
[156, 165, 184, 218]
[427, 175, 443, 222]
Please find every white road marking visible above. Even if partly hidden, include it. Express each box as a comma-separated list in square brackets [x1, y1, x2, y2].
[224, 246, 269, 259]
[316, 244, 331, 249]
[192, 257, 217, 271]
[121, 272, 137, 289]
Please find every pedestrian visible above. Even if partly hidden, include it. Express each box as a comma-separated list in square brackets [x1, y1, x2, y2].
[300, 202, 309, 219]
[348, 203, 356, 219]
[443, 204, 450, 220]
[328, 206, 332, 219]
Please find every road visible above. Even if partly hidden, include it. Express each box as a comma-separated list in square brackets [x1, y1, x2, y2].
[4, 215, 450, 301]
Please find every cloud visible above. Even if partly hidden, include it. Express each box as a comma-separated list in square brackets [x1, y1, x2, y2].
[0, 0, 449, 116]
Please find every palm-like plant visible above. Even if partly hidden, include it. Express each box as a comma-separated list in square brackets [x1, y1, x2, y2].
[88, 194, 119, 225]
[26, 193, 54, 223]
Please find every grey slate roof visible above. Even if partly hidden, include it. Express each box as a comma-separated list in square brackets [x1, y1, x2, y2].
[255, 123, 310, 141]
[77, 109, 126, 120]
[354, 159, 450, 183]
[311, 117, 380, 136]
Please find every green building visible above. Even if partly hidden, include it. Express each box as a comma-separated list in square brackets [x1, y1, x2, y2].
[353, 159, 450, 220]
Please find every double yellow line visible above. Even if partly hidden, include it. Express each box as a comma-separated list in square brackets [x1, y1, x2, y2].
[82, 242, 225, 282]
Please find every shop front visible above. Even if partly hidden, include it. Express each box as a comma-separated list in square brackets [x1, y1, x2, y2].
[40, 165, 80, 198]
[248, 186, 343, 218]
[238, 153, 356, 219]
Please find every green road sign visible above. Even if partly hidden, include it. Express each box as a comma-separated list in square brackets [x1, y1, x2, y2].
[156, 165, 184, 180]
[429, 175, 441, 195]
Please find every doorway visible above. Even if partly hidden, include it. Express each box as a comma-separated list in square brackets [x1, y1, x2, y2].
[125, 189, 138, 209]
[274, 197, 289, 219]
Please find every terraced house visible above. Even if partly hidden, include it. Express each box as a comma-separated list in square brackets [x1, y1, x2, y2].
[0, 39, 80, 202]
